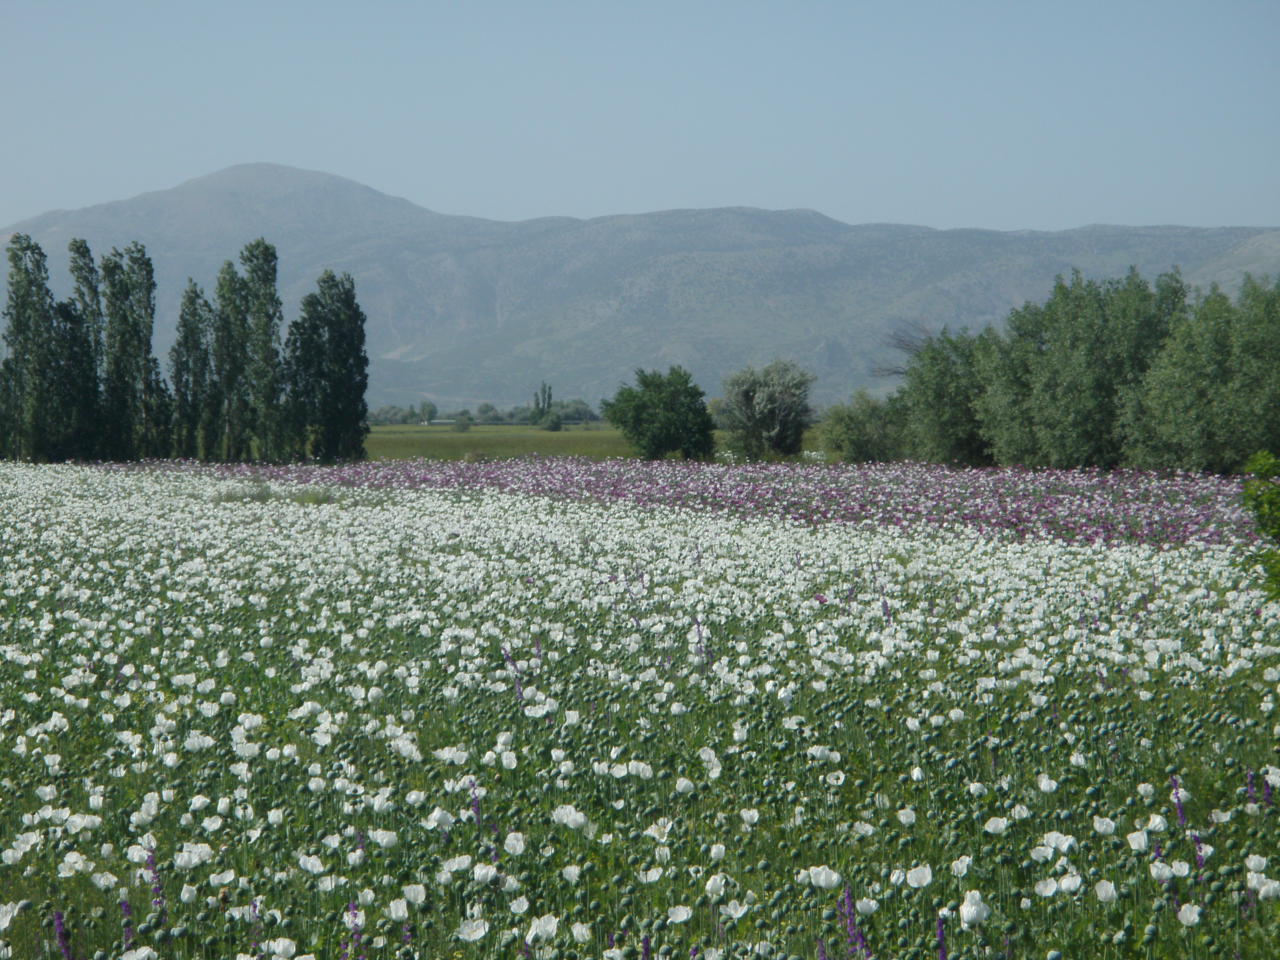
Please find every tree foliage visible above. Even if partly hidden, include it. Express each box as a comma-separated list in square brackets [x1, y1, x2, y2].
[821, 390, 907, 463]
[286, 270, 369, 461]
[719, 359, 815, 460]
[242, 239, 286, 461]
[901, 330, 990, 465]
[603, 366, 715, 460]
[1, 234, 371, 465]
[852, 266, 1277, 474]
[170, 280, 213, 459]
[1, 235, 57, 460]
[1243, 451, 1280, 600]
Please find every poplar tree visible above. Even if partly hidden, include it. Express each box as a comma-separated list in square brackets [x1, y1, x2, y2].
[241, 239, 284, 460]
[2, 235, 57, 460]
[285, 270, 369, 461]
[211, 261, 250, 460]
[170, 280, 213, 459]
[47, 299, 98, 460]
[67, 244, 104, 399]
[102, 243, 160, 459]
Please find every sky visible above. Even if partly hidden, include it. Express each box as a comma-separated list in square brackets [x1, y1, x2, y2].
[4, 0, 1279, 231]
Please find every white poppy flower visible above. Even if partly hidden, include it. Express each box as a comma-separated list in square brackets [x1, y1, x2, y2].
[456, 919, 489, 941]
[958, 890, 989, 928]
[527, 914, 559, 943]
[719, 900, 749, 920]
[906, 864, 932, 888]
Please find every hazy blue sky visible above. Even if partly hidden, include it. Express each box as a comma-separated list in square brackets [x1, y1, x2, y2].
[4, 0, 1278, 231]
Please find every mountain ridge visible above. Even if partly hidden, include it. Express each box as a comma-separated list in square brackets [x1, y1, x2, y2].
[4, 163, 1277, 408]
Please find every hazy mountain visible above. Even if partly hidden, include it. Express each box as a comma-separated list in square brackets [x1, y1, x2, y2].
[4, 163, 1277, 408]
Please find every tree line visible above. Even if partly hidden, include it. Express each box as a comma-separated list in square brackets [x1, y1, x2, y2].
[1, 235, 369, 463]
[823, 269, 1280, 472]
[369, 385, 602, 430]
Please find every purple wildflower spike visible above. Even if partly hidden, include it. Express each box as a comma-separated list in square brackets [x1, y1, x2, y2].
[53, 910, 73, 960]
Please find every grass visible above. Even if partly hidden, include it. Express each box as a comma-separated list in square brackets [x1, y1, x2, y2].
[366, 423, 635, 460]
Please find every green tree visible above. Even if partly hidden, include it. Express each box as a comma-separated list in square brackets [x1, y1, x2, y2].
[1, 235, 56, 460]
[68, 238, 104, 443]
[286, 270, 369, 461]
[141, 354, 173, 458]
[241, 239, 285, 460]
[47, 298, 99, 460]
[719, 359, 816, 460]
[532, 382, 553, 425]
[602, 366, 715, 460]
[101, 243, 163, 459]
[283, 284, 323, 459]
[316, 271, 369, 460]
[1243, 451, 1280, 600]
[1123, 276, 1277, 473]
[1123, 287, 1236, 471]
[1223, 275, 1280, 461]
[820, 390, 907, 463]
[170, 280, 213, 459]
[901, 329, 991, 465]
[211, 261, 251, 460]
[973, 269, 1181, 468]
[973, 309, 1045, 465]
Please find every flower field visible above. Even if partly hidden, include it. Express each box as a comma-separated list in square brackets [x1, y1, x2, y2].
[1, 459, 1277, 960]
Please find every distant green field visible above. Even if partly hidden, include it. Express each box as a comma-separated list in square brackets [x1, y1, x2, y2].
[366, 422, 635, 460]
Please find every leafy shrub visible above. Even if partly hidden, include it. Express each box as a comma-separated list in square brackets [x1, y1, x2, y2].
[1243, 450, 1280, 599]
[602, 366, 714, 460]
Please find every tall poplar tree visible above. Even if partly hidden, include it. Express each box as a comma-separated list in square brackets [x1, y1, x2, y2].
[68, 239, 105, 397]
[286, 270, 369, 461]
[47, 298, 98, 460]
[170, 280, 213, 459]
[241, 239, 284, 460]
[101, 243, 161, 459]
[211, 261, 250, 460]
[66, 239, 106, 455]
[2, 235, 57, 461]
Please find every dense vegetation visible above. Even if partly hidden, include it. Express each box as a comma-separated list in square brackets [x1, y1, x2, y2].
[602, 367, 716, 460]
[0, 235, 369, 463]
[824, 269, 1280, 473]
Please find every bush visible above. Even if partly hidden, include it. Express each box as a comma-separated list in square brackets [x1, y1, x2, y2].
[719, 360, 815, 460]
[602, 366, 715, 460]
[1243, 451, 1280, 600]
[821, 390, 907, 463]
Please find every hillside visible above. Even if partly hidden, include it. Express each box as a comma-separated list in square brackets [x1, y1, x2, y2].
[4, 163, 1277, 408]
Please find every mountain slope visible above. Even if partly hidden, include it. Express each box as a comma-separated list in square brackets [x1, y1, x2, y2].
[4, 164, 1277, 408]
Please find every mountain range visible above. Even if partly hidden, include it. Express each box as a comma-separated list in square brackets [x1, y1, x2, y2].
[4, 163, 1278, 409]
